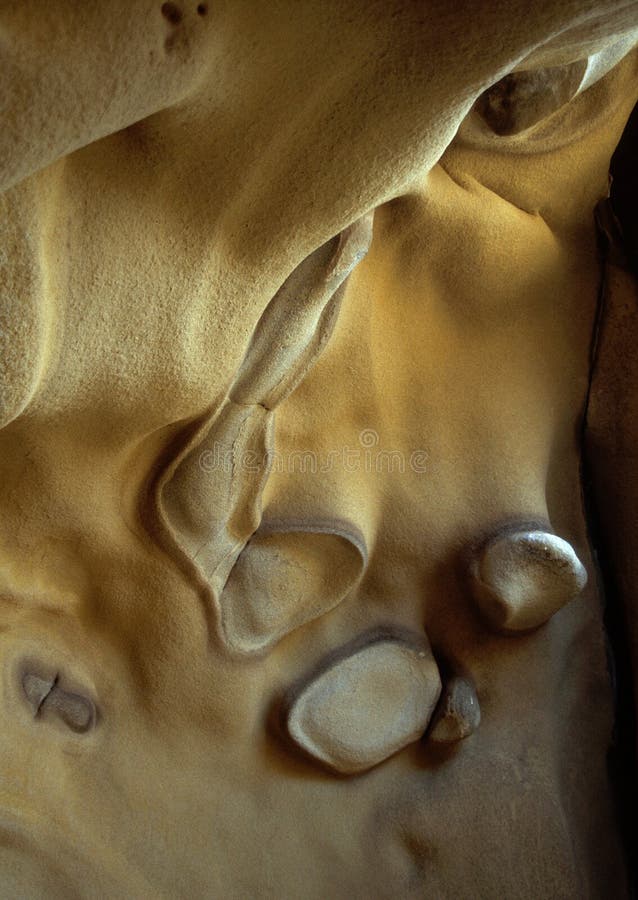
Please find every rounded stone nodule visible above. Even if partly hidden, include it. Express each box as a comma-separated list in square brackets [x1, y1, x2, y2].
[22, 672, 56, 712]
[470, 529, 587, 633]
[284, 633, 441, 775]
[45, 688, 96, 734]
[428, 676, 480, 744]
[20, 666, 97, 734]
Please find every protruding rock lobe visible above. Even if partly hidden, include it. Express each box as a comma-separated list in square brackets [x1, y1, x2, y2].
[220, 520, 366, 655]
[20, 666, 96, 734]
[22, 672, 56, 713]
[429, 676, 481, 744]
[45, 688, 96, 734]
[285, 634, 441, 775]
[156, 215, 373, 651]
[470, 529, 587, 632]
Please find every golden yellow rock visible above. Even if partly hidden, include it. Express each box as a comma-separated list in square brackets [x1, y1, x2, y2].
[0, 2, 637, 896]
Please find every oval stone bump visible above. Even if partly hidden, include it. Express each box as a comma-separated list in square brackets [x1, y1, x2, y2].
[285, 635, 441, 775]
[21, 671, 56, 713]
[45, 688, 96, 734]
[471, 530, 588, 633]
[429, 676, 481, 744]
[20, 668, 96, 734]
[220, 521, 367, 655]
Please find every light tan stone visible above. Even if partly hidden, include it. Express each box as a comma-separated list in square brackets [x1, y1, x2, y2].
[285, 635, 441, 774]
[470, 529, 588, 632]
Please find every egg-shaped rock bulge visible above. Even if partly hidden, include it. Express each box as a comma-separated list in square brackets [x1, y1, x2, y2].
[428, 676, 481, 745]
[470, 530, 588, 633]
[284, 634, 441, 775]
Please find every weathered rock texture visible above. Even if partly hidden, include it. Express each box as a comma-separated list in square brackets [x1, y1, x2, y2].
[1, 2, 638, 897]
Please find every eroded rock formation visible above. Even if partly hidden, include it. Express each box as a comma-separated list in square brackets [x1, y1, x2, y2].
[1, 2, 638, 897]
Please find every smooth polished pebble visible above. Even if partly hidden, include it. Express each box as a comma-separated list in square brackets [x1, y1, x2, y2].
[470, 529, 588, 632]
[285, 635, 441, 775]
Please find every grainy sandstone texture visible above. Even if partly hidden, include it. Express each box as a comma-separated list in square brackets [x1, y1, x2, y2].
[1, 2, 638, 897]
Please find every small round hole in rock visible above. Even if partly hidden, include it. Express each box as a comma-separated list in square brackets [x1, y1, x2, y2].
[197, 3, 208, 15]
[161, 2, 183, 25]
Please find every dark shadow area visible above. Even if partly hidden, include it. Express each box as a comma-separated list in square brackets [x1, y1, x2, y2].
[611, 99, 638, 268]
[584, 111, 638, 898]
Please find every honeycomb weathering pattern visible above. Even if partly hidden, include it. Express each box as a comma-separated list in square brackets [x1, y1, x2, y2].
[0, 2, 638, 897]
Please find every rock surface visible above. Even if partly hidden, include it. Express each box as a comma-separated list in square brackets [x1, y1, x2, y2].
[429, 676, 481, 744]
[0, 2, 636, 898]
[470, 530, 588, 632]
[220, 523, 366, 655]
[285, 635, 441, 774]
[21, 669, 96, 733]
